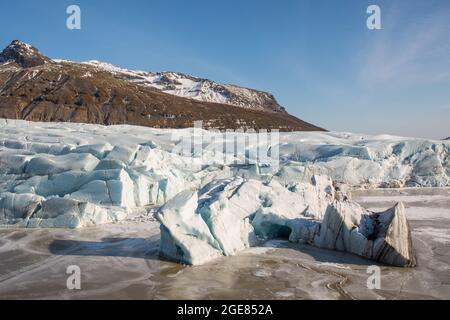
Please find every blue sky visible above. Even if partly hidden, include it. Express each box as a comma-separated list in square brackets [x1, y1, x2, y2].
[1, 0, 449, 139]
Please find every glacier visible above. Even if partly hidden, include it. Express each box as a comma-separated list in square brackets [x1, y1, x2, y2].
[0, 120, 448, 266]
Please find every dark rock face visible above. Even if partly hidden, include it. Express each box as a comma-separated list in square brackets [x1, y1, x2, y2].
[0, 41, 325, 132]
[0, 40, 52, 68]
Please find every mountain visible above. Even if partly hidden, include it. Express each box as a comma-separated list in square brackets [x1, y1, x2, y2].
[0, 40, 52, 68]
[82, 61, 286, 113]
[0, 40, 324, 131]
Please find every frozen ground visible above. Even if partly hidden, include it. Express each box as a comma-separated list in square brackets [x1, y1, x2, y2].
[0, 188, 448, 300]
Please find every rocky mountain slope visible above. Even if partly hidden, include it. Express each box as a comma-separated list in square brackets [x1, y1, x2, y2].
[81, 60, 286, 113]
[0, 40, 323, 131]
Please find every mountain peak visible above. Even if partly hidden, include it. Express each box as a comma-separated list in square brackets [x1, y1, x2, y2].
[0, 40, 52, 68]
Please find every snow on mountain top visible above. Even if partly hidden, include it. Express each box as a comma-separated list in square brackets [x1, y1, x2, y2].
[83, 60, 149, 76]
[0, 40, 52, 68]
[7, 40, 33, 51]
[79, 60, 286, 113]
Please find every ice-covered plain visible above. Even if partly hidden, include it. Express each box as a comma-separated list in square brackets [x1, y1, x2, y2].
[0, 188, 449, 299]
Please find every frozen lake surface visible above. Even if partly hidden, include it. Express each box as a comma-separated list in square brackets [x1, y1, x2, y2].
[0, 188, 449, 300]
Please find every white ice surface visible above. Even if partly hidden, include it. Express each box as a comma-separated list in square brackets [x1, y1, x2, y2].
[157, 176, 415, 266]
[0, 119, 449, 229]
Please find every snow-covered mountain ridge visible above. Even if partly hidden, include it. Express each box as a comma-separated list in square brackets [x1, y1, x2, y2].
[80, 60, 286, 113]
